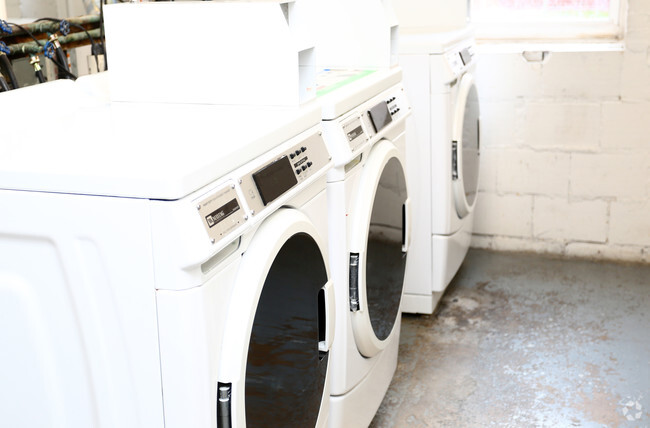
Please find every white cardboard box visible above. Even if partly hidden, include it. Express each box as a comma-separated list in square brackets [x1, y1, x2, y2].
[103, 1, 315, 106]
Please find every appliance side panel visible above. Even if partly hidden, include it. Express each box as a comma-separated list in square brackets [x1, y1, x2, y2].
[0, 190, 163, 428]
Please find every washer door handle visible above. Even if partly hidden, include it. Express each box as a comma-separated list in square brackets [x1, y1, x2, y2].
[477, 117, 481, 154]
[319, 280, 336, 354]
[402, 197, 412, 253]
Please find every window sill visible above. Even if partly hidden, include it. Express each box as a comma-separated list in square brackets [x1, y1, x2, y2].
[475, 40, 625, 54]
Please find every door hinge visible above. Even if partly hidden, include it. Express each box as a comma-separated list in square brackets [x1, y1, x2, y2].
[452, 140, 459, 180]
[349, 253, 360, 312]
[217, 382, 232, 428]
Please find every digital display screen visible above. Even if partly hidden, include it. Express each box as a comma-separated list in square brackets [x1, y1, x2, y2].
[253, 155, 298, 206]
[460, 48, 471, 65]
[205, 198, 240, 228]
[368, 102, 393, 133]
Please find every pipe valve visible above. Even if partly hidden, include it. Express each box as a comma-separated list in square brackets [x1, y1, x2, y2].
[59, 20, 70, 36]
[0, 20, 12, 34]
[43, 41, 56, 59]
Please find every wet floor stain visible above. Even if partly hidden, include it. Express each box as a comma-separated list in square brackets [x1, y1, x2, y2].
[370, 249, 650, 428]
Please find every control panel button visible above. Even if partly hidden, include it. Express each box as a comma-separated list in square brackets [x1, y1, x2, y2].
[296, 169, 301, 175]
[307, 161, 313, 168]
[302, 165, 307, 171]
[301, 147, 307, 152]
[295, 150, 301, 156]
[290, 153, 296, 159]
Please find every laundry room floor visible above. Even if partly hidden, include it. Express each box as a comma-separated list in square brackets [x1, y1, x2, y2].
[369, 249, 650, 428]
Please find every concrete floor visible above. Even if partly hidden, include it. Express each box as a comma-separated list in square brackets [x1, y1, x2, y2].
[370, 249, 650, 428]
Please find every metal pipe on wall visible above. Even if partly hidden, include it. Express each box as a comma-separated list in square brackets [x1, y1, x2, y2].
[9, 14, 100, 36]
[2, 15, 101, 58]
[8, 28, 101, 58]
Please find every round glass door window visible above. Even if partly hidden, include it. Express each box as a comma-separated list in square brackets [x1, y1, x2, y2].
[365, 157, 408, 341]
[461, 81, 480, 207]
[245, 233, 329, 428]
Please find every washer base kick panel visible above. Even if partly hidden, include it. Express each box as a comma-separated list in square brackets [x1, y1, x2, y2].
[401, 210, 474, 315]
[328, 316, 400, 427]
[432, 210, 474, 293]
[401, 291, 445, 316]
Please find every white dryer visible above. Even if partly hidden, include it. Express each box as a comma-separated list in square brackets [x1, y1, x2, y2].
[0, 75, 335, 428]
[399, 28, 481, 314]
[316, 67, 412, 427]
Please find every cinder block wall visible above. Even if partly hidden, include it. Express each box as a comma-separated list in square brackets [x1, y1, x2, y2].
[4, 0, 86, 21]
[472, 0, 650, 263]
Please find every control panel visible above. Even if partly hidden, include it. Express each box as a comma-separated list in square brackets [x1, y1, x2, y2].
[196, 182, 248, 244]
[445, 44, 475, 77]
[361, 86, 409, 140]
[323, 83, 410, 179]
[240, 130, 330, 216]
[194, 127, 330, 247]
[342, 114, 369, 153]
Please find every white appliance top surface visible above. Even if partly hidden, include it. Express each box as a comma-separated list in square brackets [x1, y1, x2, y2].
[0, 74, 321, 200]
[316, 67, 402, 120]
[399, 27, 474, 55]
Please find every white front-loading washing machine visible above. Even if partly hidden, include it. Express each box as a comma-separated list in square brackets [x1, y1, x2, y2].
[316, 67, 411, 427]
[0, 75, 335, 428]
[399, 28, 481, 314]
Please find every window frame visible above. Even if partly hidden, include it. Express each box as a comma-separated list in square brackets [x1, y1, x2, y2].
[470, 0, 627, 43]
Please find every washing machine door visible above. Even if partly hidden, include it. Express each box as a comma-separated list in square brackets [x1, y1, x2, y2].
[349, 140, 410, 358]
[451, 72, 481, 219]
[217, 208, 335, 428]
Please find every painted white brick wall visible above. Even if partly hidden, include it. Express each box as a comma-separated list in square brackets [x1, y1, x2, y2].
[479, 100, 524, 148]
[628, 0, 650, 14]
[475, 54, 544, 100]
[541, 52, 622, 99]
[621, 51, 650, 101]
[471, 0, 650, 263]
[473, 193, 533, 237]
[477, 148, 498, 193]
[570, 152, 648, 199]
[602, 101, 650, 150]
[523, 102, 601, 152]
[564, 242, 647, 263]
[497, 149, 571, 196]
[625, 12, 650, 53]
[4, 0, 84, 21]
[533, 197, 608, 242]
[610, 200, 650, 246]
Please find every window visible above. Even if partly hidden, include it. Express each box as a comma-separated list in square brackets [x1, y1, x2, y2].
[470, 0, 626, 42]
